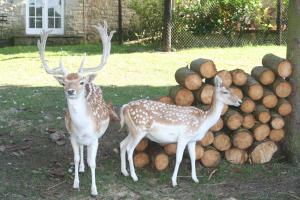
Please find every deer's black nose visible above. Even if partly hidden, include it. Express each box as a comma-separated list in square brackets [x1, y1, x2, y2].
[67, 89, 76, 95]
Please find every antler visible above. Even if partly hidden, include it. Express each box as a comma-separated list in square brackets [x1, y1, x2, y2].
[37, 30, 68, 76]
[78, 21, 116, 74]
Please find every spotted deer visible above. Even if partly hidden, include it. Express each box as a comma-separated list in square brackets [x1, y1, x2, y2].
[119, 76, 242, 186]
[37, 21, 117, 196]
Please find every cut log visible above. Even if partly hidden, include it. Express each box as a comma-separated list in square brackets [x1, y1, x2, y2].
[158, 96, 175, 105]
[213, 132, 231, 151]
[251, 66, 275, 85]
[269, 129, 285, 142]
[240, 97, 256, 113]
[242, 75, 264, 100]
[250, 140, 278, 164]
[169, 85, 194, 106]
[149, 144, 169, 171]
[254, 104, 271, 123]
[223, 109, 243, 130]
[201, 148, 221, 168]
[272, 78, 292, 98]
[242, 114, 256, 129]
[134, 152, 150, 168]
[262, 53, 292, 79]
[222, 104, 229, 115]
[231, 69, 247, 86]
[195, 144, 205, 160]
[225, 148, 248, 164]
[230, 86, 244, 100]
[252, 123, 271, 141]
[207, 70, 232, 87]
[275, 98, 292, 116]
[261, 89, 278, 109]
[190, 58, 217, 78]
[175, 67, 202, 90]
[232, 129, 254, 150]
[135, 138, 149, 152]
[193, 84, 214, 105]
[210, 118, 224, 132]
[164, 143, 177, 156]
[270, 111, 285, 129]
[198, 131, 214, 147]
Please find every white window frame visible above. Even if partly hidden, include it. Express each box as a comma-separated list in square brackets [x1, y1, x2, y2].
[26, 0, 64, 35]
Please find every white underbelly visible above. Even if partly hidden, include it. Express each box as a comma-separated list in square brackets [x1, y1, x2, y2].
[146, 123, 186, 144]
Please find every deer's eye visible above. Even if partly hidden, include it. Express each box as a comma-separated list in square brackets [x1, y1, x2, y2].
[80, 81, 84, 85]
[222, 91, 229, 94]
[61, 83, 65, 86]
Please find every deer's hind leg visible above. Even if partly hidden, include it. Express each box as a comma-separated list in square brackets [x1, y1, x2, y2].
[120, 134, 131, 176]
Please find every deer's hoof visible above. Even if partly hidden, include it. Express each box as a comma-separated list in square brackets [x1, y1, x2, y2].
[73, 179, 79, 189]
[193, 177, 199, 183]
[91, 186, 98, 197]
[121, 170, 129, 176]
[79, 164, 85, 173]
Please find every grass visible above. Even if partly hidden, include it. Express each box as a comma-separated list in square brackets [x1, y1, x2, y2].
[1, 44, 300, 199]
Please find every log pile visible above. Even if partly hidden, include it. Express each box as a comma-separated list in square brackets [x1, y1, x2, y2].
[133, 53, 292, 170]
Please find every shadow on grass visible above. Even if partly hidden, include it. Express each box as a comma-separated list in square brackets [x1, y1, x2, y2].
[0, 43, 159, 57]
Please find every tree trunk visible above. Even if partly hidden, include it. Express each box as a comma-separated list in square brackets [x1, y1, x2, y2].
[135, 138, 149, 152]
[261, 89, 278, 109]
[195, 144, 205, 160]
[231, 69, 247, 86]
[223, 109, 243, 130]
[242, 113, 256, 129]
[213, 132, 231, 151]
[230, 86, 244, 100]
[225, 148, 248, 164]
[270, 129, 285, 142]
[240, 97, 256, 113]
[252, 123, 271, 141]
[254, 104, 271, 123]
[175, 67, 202, 90]
[207, 70, 232, 87]
[134, 152, 150, 168]
[190, 58, 216, 78]
[251, 66, 275, 85]
[157, 96, 175, 105]
[163, 0, 172, 52]
[276, 0, 283, 45]
[262, 53, 292, 79]
[275, 98, 292, 116]
[272, 78, 292, 98]
[193, 84, 214, 104]
[198, 131, 214, 147]
[164, 143, 177, 156]
[242, 75, 264, 100]
[118, 0, 123, 44]
[270, 111, 285, 129]
[169, 85, 194, 106]
[285, 0, 300, 164]
[232, 128, 254, 150]
[149, 143, 169, 171]
[210, 118, 224, 132]
[250, 140, 278, 164]
[200, 148, 221, 168]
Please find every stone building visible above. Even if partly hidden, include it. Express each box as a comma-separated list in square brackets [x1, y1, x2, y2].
[0, 0, 134, 45]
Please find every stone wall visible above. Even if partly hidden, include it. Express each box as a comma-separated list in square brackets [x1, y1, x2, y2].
[0, 0, 135, 43]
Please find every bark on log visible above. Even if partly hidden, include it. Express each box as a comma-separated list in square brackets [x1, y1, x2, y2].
[135, 138, 149, 152]
[272, 78, 292, 98]
[225, 148, 248, 164]
[175, 67, 202, 90]
[269, 129, 285, 142]
[254, 104, 271, 123]
[190, 58, 217, 78]
[262, 53, 292, 79]
[242, 75, 264, 100]
[252, 123, 271, 141]
[193, 84, 214, 105]
[223, 109, 243, 130]
[250, 140, 278, 164]
[275, 98, 292, 116]
[169, 85, 194, 106]
[158, 96, 175, 105]
[270, 111, 285, 129]
[210, 118, 224, 132]
[213, 132, 231, 151]
[242, 113, 256, 129]
[251, 66, 275, 85]
[200, 148, 221, 168]
[134, 152, 150, 168]
[231, 69, 247, 86]
[232, 129, 254, 150]
[240, 97, 256, 113]
[261, 89, 278, 109]
[230, 86, 244, 100]
[198, 131, 214, 147]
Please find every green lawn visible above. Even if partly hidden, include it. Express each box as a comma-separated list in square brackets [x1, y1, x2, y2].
[1, 44, 299, 200]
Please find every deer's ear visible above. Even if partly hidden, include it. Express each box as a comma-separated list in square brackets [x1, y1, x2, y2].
[86, 74, 97, 82]
[214, 75, 222, 87]
[54, 76, 65, 86]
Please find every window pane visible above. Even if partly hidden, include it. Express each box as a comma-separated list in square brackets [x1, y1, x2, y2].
[55, 18, 61, 28]
[36, 18, 42, 28]
[55, 9, 61, 17]
[36, 7, 42, 17]
[48, 8, 54, 17]
[29, 17, 35, 28]
[29, 7, 35, 16]
[48, 18, 54, 28]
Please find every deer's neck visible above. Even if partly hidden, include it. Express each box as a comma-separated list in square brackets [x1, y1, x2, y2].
[67, 93, 89, 129]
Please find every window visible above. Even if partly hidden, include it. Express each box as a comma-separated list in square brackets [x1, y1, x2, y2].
[26, 0, 64, 35]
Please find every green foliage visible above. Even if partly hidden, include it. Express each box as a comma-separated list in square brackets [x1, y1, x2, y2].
[129, 0, 163, 42]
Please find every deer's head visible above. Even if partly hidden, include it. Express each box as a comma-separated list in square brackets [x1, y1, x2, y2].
[37, 21, 115, 99]
[214, 75, 242, 107]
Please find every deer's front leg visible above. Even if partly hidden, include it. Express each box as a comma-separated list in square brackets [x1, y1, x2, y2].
[70, 137, 80, 189]
[172, 139, 188, 187]
[87, 141, 99, 196]
[188, 142, 199, 183]
[79, 145, 85, 172]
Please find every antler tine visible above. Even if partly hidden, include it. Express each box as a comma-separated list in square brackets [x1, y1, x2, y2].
[37, 30, 68, 76]
[78, 20, 115, 74]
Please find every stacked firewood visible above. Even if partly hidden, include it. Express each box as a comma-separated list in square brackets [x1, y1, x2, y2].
[133, 53, 292, 170]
